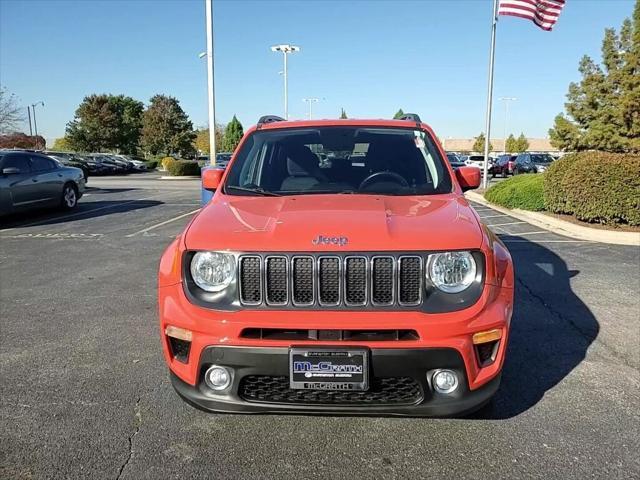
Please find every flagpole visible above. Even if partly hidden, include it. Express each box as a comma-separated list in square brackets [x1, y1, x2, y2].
[482, 0, 499, 189]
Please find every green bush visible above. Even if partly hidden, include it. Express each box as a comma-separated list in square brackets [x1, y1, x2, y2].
[167, 160, 201, 176]
[544, 151, 640, 226]
[543, 152, 582, 213]
[562, 154, 640, 226]
[485, 174, 545, 211]
[145, 159, 159, 169]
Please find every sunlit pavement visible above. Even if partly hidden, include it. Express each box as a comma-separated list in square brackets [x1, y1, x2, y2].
[1, 173, 638, 479]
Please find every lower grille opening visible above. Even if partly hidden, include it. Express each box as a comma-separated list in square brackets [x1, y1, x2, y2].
[168, 337, 191, 363]
[240, 328, 419, 341]
[239, 375, 423, 405]
[475, 340, 499, 367]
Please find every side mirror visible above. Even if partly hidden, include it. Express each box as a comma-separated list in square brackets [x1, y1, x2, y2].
[456, 166, 481, 192]
[202, 168, 224, 191]
[2, 167, 20, 175]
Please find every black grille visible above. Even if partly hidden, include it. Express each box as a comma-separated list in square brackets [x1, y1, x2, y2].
[345, 257, 366, 305]
[240, 328, 419, 341]
[399, 257, 422, 305]
[372, 257, 394, 305]
[266, 257, 288, 304]
[237, 254, 424, 308]
[239, 256, 261, 304]
[319, 257, 340, 305]
[239, 375, 423, 405]
[292, 257, 314, 305]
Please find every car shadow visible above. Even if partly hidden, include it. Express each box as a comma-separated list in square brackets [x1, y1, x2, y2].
[472, 235, 599, 419]
[0, 199, 163, 229]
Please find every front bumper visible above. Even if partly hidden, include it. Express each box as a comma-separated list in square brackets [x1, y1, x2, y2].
[170, 346, 501, 416]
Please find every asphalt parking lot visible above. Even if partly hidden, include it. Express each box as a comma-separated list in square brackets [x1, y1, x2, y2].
[1, 172, 638, 479]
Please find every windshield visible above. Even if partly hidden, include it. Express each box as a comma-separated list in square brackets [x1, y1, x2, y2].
[224, 127, 452, 196]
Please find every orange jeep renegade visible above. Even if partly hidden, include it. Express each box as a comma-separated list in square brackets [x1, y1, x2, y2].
[158, 114, 514, 416]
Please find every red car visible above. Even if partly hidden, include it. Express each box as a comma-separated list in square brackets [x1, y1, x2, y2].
[158, 114, 514, 416]
[492, 154, 517, 178]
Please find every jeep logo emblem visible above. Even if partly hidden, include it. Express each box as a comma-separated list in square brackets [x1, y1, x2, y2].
[312, 235, 348, 247]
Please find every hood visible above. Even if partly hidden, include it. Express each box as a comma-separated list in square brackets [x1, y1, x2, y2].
[185, 194, 483, 252]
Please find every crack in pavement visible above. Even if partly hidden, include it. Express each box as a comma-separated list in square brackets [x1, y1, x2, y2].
[116, 397, 142, 480]
[516, 277, 633, 368]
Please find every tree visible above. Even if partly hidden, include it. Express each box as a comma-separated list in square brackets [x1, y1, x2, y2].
[194, 124, 225, 154]
[514, 133, 530, 153]
[549, 1, 640, 152]
[339, 108, 348, 119]
[0, 133, 45, 149]
[504, 134, 517, 153]
[52, 136, 74, 151]
[549, 114, 582, 151]
[0, 87, 24, 134]
[140, 94, 195, 157]
[222, 115, 244, 152]
[66, 94, 143, 153]
[472, 133, 493, 153]
[393, 108, 405, 119]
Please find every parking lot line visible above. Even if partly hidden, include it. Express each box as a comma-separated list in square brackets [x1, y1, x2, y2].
[125, 208, 200, 237]
[501, 239, 594, 243]
[479, 214, 510, 219]
[499, 230, 549, 236]
[1, 191, 181, 233]
[487, 221, 526, 227]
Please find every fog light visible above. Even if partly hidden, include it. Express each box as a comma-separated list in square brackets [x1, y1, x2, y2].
[432, 369, 459, 394]
[204, 365, 232, 391]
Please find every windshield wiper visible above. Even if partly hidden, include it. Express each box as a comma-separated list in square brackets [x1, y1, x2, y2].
[225, 185, 281, 197]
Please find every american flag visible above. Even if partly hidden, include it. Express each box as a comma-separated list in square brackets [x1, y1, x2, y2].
[498, 0, 566, 31]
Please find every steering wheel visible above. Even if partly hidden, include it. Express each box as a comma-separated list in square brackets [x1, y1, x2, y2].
[358, 171, 409, 190]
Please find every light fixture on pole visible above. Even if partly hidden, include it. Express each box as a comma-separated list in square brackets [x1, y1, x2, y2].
[499, 97, 517, 154]
[271, 44, 300, 119]
[302, 97, 319, 119]
[31, 101, 44, 137]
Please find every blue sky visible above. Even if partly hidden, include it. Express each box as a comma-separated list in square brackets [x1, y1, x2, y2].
[0, 0, 635, 142]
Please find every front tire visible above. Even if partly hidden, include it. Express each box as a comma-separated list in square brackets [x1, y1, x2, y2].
[61, 183, 78, 210]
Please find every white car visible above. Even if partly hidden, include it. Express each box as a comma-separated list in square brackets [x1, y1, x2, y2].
[465, 155, 495, 173]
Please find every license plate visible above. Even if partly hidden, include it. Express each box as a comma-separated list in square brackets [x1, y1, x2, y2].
[289, 347, 368, 391]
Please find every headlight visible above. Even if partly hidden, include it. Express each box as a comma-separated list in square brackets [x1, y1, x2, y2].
[190, 251, 236, 292]
[427, 251, 477, 293]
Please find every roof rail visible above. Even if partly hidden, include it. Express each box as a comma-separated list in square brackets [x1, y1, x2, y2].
[397, 113, 422, 123]
[257, 115, 286, 125]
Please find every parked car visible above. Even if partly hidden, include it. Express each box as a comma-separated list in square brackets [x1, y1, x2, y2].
[492, 154, 517, 178]
[215, 153, 232, 168]
[101, 154, 134, 172]
[113, 154, 147, 172]
[464, 155, 495, 173]
[513, 153, 555, 174]
[88, 154, 127, 174]
[73, 154, 112, 175]
[159, 114, 514, 417]
[43, 151, 90, 183]
[446, 152, 466, 169]
[0, 150, 85, 215]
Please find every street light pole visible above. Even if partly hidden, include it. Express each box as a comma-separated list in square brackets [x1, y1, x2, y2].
[204, 0, 216, 166]
[271, 44, 300, 119]
[499, 97, 517, 154]
[27, 107, 33, 136]
[31, 101, 44, 137]
[302, 98, 319, 119]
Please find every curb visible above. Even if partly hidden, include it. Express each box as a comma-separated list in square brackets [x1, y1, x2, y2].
[159, 176, 201, 180]
[465, 191, 640, 246]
